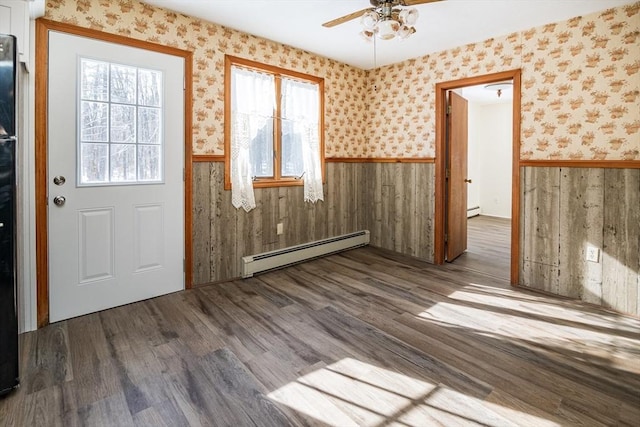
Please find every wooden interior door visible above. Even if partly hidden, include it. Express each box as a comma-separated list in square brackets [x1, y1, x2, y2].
[446, 91, 469, 261]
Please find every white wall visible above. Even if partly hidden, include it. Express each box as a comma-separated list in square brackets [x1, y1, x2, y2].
[467, 102, 512, 218]
[20, 18, 36, 332]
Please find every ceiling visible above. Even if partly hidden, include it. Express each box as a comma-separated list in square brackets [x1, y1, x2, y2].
[462, 82, 513, 105]
[141, 0, 634, 69]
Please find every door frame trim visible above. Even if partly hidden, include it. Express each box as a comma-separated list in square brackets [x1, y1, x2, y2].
[434, 69, 521, 285]
[35, 19, 194, 327]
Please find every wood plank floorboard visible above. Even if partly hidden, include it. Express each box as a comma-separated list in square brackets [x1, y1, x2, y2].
[2, 246, 640, 426]
[454, 215, 511, 280]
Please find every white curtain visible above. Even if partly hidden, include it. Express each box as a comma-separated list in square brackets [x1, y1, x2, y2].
[282, 78, 324, 203]
[230, 67, 274, 211]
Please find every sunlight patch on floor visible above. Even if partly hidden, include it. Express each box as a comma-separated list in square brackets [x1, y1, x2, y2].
[418, 294, 640, 374]
[267, 357, 559, 426]
[268, 357, 436, 426]
[453, 278, 635, 331]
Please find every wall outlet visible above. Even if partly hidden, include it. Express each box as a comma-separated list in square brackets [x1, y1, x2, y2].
[277, 223, 283, 235]
[586, 246, 600, 263]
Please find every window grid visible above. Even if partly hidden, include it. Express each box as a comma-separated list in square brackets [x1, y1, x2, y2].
[79, 58, 163, 186]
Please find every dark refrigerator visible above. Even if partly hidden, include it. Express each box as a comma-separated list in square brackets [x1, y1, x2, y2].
[0, 33, 18, 396]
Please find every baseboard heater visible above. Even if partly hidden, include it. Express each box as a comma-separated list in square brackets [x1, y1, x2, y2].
[467, 206, 480, 218]
[241, 230, 370, 278]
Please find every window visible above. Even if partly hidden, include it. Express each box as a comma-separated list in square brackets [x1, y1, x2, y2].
[79, 58, 163, 185]
[224, 56, 325, 212]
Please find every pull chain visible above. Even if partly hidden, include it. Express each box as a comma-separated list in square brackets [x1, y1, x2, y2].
[373, 35, 378, 92]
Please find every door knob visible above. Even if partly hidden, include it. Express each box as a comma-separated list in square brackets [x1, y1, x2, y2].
[53, 196, 66, 207]
[464, 179, 473, 183]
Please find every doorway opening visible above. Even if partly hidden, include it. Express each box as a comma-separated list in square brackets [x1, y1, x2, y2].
[434, 70, 521, 285]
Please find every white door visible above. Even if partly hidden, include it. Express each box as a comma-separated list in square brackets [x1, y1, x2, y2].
[48, 31, 185, 322]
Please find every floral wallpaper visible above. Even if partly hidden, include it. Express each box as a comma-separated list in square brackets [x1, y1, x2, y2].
[45, 1, 639, 160]
[520, 3, 639, 160]
[364, 31, 522, 158]
[44, 0, 367, 157]
[366, 2, 640, 160]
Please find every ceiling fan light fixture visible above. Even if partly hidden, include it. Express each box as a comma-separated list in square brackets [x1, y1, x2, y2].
[360, 29, 375, 42]
[357, 3, 420, 42]
[361, 10, 379, 29]
[399, 8, 419, 26]
[376, 18, 400, 40]
[397, 25, 415, 39]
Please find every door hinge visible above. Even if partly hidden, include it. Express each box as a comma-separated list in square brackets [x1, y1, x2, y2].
[445, 169, 450, 179]
[183, 168, 185, 182]
[444, 233, 448, 243]
[183, 259, 185, 272]
[447, 105, 452, 115]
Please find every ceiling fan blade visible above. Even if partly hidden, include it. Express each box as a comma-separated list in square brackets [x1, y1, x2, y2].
[401, 0, 443, 6]
[322, 8, 372, 28]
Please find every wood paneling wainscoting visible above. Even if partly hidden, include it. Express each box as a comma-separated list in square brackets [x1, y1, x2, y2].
[193, 160, 639, 317]
[193, 162, 356, 284]
[359, 162, 434, 262]
[520, 167, 640, 316]
[191, 161, 435, 285]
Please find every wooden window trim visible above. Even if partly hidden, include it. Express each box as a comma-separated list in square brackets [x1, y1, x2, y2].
[224, 55, 325, 190]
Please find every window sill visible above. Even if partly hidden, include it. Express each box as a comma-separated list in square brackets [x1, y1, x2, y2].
[252, 178, 303, 188]
[223, 178, 303, 190]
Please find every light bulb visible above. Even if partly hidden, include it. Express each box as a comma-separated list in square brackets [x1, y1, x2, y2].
[360, 29, 375, 42]
[376, 19, 400, 40]
[399, 8, 419, 26]
[397, 26, 415, 39]
[361, 11, 379, 29]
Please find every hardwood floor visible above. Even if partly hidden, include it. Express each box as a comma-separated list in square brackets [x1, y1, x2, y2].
[2, 246, 639, 426]
[453, 215, 511, 280]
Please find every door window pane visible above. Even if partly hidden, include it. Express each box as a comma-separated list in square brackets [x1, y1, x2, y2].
[81, 59, 109, 102]
[110, 144, 137, 182]
[138, 107, 161, 144]
[138, 145, 161, 181]
[81, 143, 109, 184]
[78, 58, 165, 186]
[110, 104, 136, 143]
[138, 69, 162, 107]
[81, 101, 109, 142]
[110, 64, 137, 104]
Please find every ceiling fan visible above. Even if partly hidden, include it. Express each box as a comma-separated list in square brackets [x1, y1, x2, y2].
[322, 0, 444, 33]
